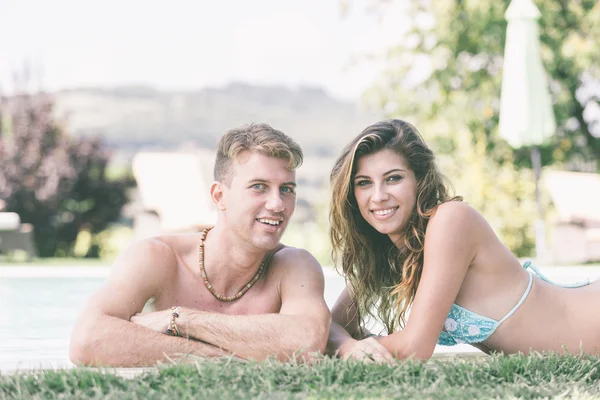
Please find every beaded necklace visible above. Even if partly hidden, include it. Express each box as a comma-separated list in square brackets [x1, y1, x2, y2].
[198, 226, 265, 302]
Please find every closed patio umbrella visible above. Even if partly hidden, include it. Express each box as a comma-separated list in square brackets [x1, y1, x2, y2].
[498, 0, 556, 261]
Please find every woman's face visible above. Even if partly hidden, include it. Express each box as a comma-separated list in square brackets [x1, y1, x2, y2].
[353, 148, 417, 246]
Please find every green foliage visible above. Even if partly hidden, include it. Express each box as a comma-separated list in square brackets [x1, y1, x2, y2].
[283, 199, 333, 266]
[2, 353, 600, 399]
[74, 225, 134, 262]
[365, 0, 600, 255]
[0, 92, 135, 257]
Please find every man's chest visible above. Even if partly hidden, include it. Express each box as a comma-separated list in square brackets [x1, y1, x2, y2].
[151, 277, 282, 316]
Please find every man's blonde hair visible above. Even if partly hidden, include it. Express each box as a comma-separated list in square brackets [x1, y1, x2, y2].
[214, 123, 303, 185]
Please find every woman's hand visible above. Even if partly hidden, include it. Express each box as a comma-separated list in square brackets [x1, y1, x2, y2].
[339, 337, 396, 364]
[329, 286, 396, 363]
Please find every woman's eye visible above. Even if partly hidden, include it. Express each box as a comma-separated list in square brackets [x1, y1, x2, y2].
[355, 180, 370, 187]
[387, 175, 403, 182]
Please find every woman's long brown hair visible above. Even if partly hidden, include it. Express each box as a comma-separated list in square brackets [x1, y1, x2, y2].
[329, 119, 461, 333]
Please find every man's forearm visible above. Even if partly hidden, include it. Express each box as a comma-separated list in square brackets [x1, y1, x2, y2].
[177, 310, 327, 361]
[70, 314, 232, 367]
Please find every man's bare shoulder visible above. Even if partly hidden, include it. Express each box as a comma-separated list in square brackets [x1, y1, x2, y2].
[150, 232, 201, 250]
[124, 233, 200, 263]
[269, 246, 324, 276]
[110, 236, 183, 279]
[117, 236, 173, 263]
[79, 237, 184, 321]
[270, 246, 327, 306]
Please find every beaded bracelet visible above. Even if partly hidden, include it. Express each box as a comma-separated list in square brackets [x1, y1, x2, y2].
[166, 306, 181, 336]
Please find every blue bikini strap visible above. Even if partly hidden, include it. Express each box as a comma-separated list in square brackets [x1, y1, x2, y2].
[498, 270, 533, 324]
[524, 261, 591, 288]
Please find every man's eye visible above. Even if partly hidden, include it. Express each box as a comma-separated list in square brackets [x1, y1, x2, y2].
[280, 186, 295, 194]
[251, 183, 266, 190]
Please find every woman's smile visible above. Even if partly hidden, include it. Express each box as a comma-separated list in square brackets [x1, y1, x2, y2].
[371, 206, 399, 220]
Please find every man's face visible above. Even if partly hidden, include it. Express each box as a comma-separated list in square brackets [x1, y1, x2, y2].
[216, 151, 297, 251]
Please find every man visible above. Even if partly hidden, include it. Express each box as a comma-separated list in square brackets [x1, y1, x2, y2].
[70, 123, 330, 367]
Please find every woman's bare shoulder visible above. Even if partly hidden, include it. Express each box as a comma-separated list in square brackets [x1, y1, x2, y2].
[427, 201, 488, 236]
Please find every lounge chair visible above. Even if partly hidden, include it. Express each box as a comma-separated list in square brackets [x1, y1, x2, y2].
[545, 171, 600, 264]
[0, 212, 37, 260]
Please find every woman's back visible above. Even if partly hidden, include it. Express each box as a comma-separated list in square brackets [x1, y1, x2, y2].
[447, 204, 599, 354]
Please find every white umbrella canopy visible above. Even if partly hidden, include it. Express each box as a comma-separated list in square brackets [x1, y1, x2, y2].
[498, 0, 557, 262]
[499, 0, 556, 147]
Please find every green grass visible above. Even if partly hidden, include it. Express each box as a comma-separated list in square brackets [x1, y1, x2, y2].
[2, 353, 600, 399]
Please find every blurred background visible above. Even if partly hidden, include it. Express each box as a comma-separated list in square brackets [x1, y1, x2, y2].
[1, 0, 599, 266]
[1, 0, 600, 370]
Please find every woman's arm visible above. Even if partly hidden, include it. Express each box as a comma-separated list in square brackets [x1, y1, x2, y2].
[379, 202, 483, 360]
[327, 285, 394, 363]
[326, 285, 358, 355]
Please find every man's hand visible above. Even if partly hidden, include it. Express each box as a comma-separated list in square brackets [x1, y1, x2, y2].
[130, 310, 172, 335]
[339, 337, 396, 364]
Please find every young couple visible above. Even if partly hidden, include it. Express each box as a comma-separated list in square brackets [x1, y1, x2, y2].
[70, 120, 600, 367]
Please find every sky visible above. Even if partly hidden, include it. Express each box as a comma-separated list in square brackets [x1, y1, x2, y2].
[0, 0, 410, 101]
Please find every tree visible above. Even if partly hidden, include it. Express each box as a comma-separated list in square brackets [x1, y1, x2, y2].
[368, 0, 599, 166]
[361, 0, 599, 255]
[0, 91, 134, 257]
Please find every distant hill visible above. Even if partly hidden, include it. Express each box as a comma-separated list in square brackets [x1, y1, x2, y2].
[52, 83, 382, 157]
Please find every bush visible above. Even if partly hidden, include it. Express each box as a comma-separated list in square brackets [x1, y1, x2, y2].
[0, 92, 135, 257]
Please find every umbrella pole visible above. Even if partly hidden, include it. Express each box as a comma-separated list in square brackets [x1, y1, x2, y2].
[531, 146, 547, 261]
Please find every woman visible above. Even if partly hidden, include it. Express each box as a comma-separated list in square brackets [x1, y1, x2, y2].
[327, 119, 599, 362]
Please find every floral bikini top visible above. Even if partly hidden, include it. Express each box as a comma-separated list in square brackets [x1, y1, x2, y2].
[437, 261, 590, 346]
